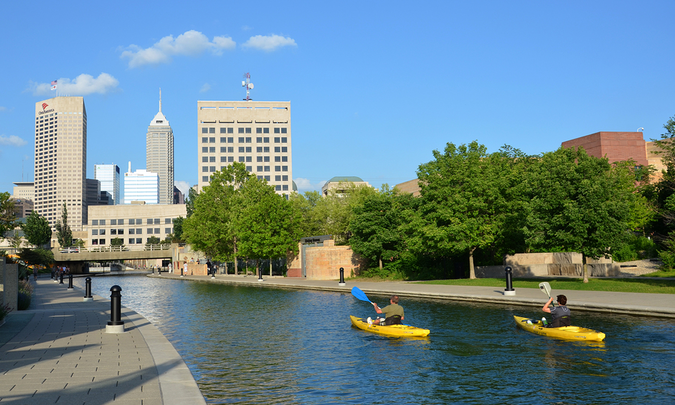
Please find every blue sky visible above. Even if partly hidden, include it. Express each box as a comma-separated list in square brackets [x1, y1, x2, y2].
[1, 1, 674, 198]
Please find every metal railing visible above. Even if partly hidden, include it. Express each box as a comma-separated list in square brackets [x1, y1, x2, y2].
[57, 244, 171, 253]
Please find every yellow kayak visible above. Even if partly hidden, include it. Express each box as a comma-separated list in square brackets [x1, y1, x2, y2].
[514, 315, 605, 341]
[350, 315, 430, 337]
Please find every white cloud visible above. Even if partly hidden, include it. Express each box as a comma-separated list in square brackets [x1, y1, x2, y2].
[30, 73, 119, 96]
[0, 106, 6, 111]
[0, 135, 27, 147]
[174, 181, 191, 197]
[243, 34, 297, 51]
[200, 83, 211, 93]
[294, 178, 326, 192]
[121, 30, 236, 68]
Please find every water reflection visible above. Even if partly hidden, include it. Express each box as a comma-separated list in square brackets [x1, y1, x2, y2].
[77, 276, 675, 404]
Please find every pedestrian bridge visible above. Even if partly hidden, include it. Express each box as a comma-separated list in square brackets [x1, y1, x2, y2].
[53, 245, 174, 263]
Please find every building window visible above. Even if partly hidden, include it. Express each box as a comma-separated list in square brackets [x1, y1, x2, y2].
[275, 147, 280, 153]
[92, 219, 98, 225]
[246, 128, 251, 134]
[92, 229, 98, 235]
[129, 238, 135, 244]
[246, 147, 252, 153]
[228, 156, 234, 162]
[264, 175, 270, 181]
[239, 157, 245, 163]
[209, 147, 215, 153]
[282, 175, 288, 181]
[220, 137, 227, 143]
[274, 128, 280, 134]
[165, 228, 172, 234]
[256, 137, 262, 143]
[129, 229, 135, 235]
[275, 166, 281, 172]
[221, 156, 227, 162]
[264, 128, 269, 134]
[245, 137, 251, 143]
[238, 137, 245, 143]
[274, 137, 280, 143]
[281, 128, 287, 134]
[118, 219, 124, 225]
[228, 137, 234, 143]
[228, 147, 234, 153]
[282, 156, 288, 162]
[238, 128, 244, 134]
[100, 220, 106, 225]
[257, 156, 263, 162]
[257, 166, 263, 172]
[275, 156, 281, 162]
[202, 156, 209, 162]
[137, 228, 142, 234]
[154, 228, 160, 234]
[256, 128, 262, 134]
[147, 228, 153, 234]
[202, 147, 208, 153]
[202, 166, 209, 172]
[129, 219, 135, 225]
[210, 166, 216, 172]
[154, 218, 160, 225]
[282, 147, 287, 153]
[209, 137, 216, 143]
[264, 147, 269, 153]
[283, 185, 289, 191]
[275, 185, 281, 191]
[136, 238, 142, 244]
[282, 166, 288, 172]
[246, 157, 252, 162]
[275, 175, 281, 181]
[111, 229, 117, 235]
[203, 176, 210, 182]
[165, 218, 172, 224]
[209, 128, 215, 133]
[239, 147, 245, 153]
[118, 229, 124, 235]
[146, 219, 152, 224]
[257, 147, 262, 153]
[92, 239, 98, 245]
[100, 229, 106, 235]
[202, 137, 208, 143]
[202, 128, 208, 133]
[246, 166, 252, 172]
[281, 137, 287, 143]
[210, 156, 215, 162]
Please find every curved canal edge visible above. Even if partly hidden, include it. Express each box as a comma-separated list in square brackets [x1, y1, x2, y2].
[147, 273, 675, 318]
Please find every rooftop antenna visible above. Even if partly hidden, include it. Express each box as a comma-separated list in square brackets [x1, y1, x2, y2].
[242, 73, 254, 101]
[159, 88, 162, 113]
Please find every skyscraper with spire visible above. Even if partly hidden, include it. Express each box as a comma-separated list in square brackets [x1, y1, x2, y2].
[146, 89, 174, 205]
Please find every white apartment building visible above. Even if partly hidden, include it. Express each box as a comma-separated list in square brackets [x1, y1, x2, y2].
[123, 166, 159, 204]
[147, 90, 174, 205]
[197, 100, 293, 196]
[34, 96, 87, 232]
[94, 164, 121, 205]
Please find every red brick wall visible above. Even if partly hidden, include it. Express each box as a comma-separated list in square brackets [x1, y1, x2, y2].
[562, 132, 648, 166]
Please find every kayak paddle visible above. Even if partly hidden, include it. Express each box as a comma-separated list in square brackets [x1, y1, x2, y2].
[351, 286, 372, 303]
[538, 282, 551, 298]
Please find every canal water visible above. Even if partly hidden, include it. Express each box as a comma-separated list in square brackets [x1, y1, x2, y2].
[76, 276, 675, 404]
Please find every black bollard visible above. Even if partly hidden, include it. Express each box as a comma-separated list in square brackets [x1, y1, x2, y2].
[59, 271, 64, 284]
[108, 285, 125, 327]
[339, 267, 346, 286]
[504, 266, 516, 295]
[258, 267, 264, 282]
[84, 277, 92, 299]
[68, 273, 74, 289]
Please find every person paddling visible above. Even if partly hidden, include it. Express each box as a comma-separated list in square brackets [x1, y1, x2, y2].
[368, 295, 404, 326]
[542, 294, 571, 327]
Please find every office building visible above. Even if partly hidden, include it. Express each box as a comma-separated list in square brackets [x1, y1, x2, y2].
[147, 90, 174, 205]
[197, 100, 293, 196]
[94, 164, 121, 205]
[85, 179, 101, 207]
[12, 182, 34, 202]
[34, 96, 87, 232]
[87, 203, 186, 248]
[124, 164, 159, 204]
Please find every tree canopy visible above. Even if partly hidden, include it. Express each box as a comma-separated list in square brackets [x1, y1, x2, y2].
[54, 203, 72, 248]
[22, 211, 51, 247]
[0, 192, 16, 240]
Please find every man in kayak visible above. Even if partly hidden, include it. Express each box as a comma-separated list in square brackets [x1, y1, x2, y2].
[542, 294, 571, 327]
[368, 295, 405, 326]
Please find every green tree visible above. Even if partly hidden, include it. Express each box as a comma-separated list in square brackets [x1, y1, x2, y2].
[183, 163, 252, 273]
[523, 147, 634, 282]
[186, 187, 198, 217]
[0, 192, 16, 240]
[411, 141, 516, 278]
[171, 216, 185, 242]
[289, 191, 324, 238]
[19, 248, 54, 267]
[235, 176, 300, 276]
[22, 211, 52, 247]
[111, 237, 124, 247]
[146, 236, 160, 246]
[54, 203, 72, 248]
[349, 187, 414, 274]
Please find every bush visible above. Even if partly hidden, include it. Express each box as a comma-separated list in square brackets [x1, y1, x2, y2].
[659, 250, 675, 270]
[0, 303, 11, 322]
[613, 235, 658, 262]
[17, 292, 31, 310]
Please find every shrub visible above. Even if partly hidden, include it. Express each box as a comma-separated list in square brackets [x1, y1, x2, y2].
[0, 303, 11, 322]
[17, 292, 31, 310]
[659, 250, 675, 270]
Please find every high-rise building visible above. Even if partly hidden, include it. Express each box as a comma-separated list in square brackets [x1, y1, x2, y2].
[123, 163, 159, 204]
[12, 182, 34, 201]
[196, 100, 293, 196]
[94, 164, 121, 205]
[147, 89, 174, 205]
[34, 96, 87, 231]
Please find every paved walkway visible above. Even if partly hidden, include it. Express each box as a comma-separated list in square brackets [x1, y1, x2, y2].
[153, 272, 675, 318]
[0, 278, 205, 405]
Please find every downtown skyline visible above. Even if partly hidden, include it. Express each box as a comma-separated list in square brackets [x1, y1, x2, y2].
[1, 1, 675, 198]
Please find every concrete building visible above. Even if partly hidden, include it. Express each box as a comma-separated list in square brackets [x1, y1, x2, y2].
[197, 100, 293, 196]
[12, 182, 34, 202]
[94, 164, 121, 205]
[321, 176, 373, 197]
[123, 165, 159, 205]
[87, 203, 186, 248]
[34, 96, 87, 233]
[147, 90, 174, 205]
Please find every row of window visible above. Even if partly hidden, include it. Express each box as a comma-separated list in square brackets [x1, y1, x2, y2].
[91, 218, 174, 226]
[201, 146, 289, 154]
[201, 137, 288, 144]
[201, 127, 287, 134]
[202, 156, 288, 163]
[202, 165, 288, 173]
[90, 238, 159, 245]
[92, 228, 171, 235]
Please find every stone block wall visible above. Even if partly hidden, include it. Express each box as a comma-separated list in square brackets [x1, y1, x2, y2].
[475, 252, 621, 278]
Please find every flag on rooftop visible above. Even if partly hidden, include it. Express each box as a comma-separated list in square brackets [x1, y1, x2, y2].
[51, 80, 57, 91]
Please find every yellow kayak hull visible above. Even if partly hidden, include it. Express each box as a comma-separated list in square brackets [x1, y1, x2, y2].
[514, 315, 605, 341]
[350, 315, 430, 337]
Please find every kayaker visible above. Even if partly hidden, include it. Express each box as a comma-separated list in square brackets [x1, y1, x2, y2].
[368, 295, 404, 326]
[542, 294, 571, 327]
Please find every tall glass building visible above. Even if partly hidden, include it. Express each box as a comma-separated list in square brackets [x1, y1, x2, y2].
[94, 164, 121, 205]
[123, 166, 159, 204]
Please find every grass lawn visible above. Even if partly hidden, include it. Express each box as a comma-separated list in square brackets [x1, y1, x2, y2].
[412, 277, 675, 294]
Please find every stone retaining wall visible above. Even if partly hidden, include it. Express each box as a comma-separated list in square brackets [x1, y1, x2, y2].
[476, 252, 624, 278]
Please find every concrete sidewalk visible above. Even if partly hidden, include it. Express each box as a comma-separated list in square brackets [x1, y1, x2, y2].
[153, 272, 675, 318]
[0, 278, 205, 405]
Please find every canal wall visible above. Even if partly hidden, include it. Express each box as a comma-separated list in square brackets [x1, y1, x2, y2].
[287, 239, 365, 280]
[476, 252, 625, 278]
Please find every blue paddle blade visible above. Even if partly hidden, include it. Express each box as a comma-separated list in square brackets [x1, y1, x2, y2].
[351, 286, 371, 303]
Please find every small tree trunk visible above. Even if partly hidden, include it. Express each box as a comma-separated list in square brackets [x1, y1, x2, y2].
[379, 256, 383, 271]
[269, 257, 272, 276]
[233, 237, 238, 275]
[469, 247, 477, 279]
[583, 255, 589, 283]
